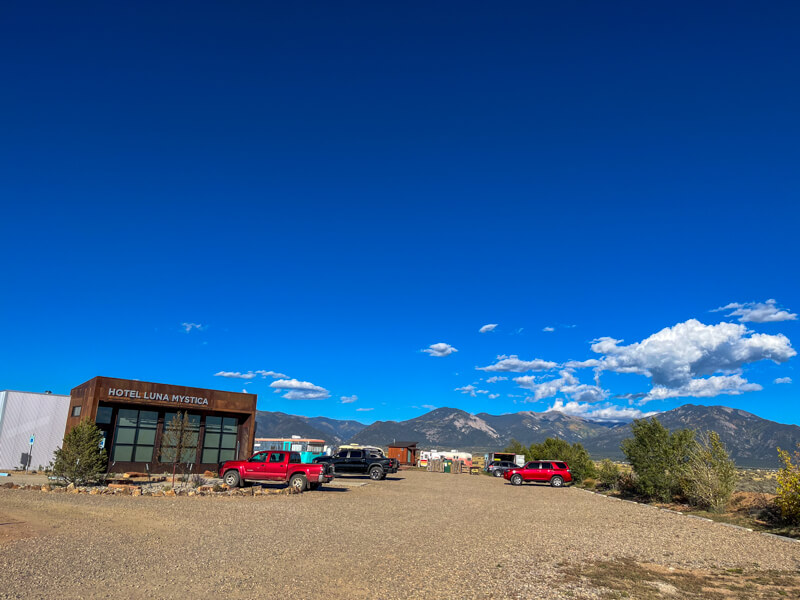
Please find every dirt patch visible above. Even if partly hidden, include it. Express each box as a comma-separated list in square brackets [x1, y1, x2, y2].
[0, 511, 40, 544]
[561, 558, 800, 599]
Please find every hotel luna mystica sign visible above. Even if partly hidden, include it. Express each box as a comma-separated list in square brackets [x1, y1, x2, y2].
[107, 388, 210, 406]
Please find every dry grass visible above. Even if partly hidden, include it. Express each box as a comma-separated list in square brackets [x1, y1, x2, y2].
[561, 558, 800, 599]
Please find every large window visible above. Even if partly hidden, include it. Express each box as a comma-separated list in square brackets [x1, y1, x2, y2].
[202, 416, 238, 463]
[112, 409, 158, 463]
[159, 412, 201, 463]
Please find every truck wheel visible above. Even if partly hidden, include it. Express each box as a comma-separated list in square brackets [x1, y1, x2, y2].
[308, 482, 321, 491]
[289, 474, 307, 492]
[223, 470, 240, 488]
[369, 466, 383, 480]
[550, 476, 564, 487]
[510, 474, 523, 486]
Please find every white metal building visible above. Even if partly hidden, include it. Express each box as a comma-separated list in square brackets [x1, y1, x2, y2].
[0, 391, 70, 471]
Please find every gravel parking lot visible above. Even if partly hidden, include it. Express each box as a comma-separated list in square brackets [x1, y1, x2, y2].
[1, 470, 799, 599]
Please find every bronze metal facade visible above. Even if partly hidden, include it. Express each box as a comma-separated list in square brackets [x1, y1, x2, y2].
[66, 376, 257, 473]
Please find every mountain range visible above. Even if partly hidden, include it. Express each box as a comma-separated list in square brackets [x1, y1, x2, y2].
[254, 404, 800, 468]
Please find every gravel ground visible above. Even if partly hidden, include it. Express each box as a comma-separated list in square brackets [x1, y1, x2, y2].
[1, 470, 799, 599]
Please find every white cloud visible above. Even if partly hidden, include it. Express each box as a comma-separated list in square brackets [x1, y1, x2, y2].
[270, 379, 330, 400]
[242, 389, 247, 393]
[455, 384, 490, 397]
[356, 407, 374, 412]
[488, 393, 500, 399]
[214, 369, 288, 380]
[486, 376, 508, 383]
[589, 319, 795, 389]
[423, 342, 458, 357]
[477, 355, 558, 372]
[542, 326, 555, 332]
[644, 374, 762, 401]
[341, 395, 358, 403]
[214, 371, 258, 380]
[422, 404, 436, 410]
[256, 370, 288, 379]
[714, 299, 797, 323]
[479, 324, 498, 333]
[182, 322, 204, 333]
[546, 400, 659, 422]
[514, 370, 607, 403]
[775, 377, 793, 384]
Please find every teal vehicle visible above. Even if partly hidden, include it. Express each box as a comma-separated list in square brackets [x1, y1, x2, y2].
[252, 437, 326, 463]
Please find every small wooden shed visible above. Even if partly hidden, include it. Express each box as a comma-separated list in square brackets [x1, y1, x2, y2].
[387, 441, 419, 466]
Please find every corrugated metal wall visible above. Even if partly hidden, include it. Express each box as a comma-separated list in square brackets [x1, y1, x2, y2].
[0, 391, 70, 470]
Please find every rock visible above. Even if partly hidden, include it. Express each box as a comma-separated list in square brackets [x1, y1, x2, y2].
[108, 483, 136, 493]
[187, 491, 196, 497]
[1, 482, 14, 489]
[132, 488, 142, 497]
[197, 485, 214, 492]
[66, 482, 76, 491]
[122, 472, 148, 479]
[40, 485, 51, 492]
[164, 489, 176, 497]
[203, 470, 216, 478]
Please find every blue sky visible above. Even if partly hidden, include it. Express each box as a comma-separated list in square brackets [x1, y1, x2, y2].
[1, 2, 798, 424]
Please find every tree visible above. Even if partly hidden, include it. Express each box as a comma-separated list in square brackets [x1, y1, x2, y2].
[597, 458, 621, 490]
[620, 417, 694, 502]
[776, 444, 800, 524]
[51, 420, 107, 485]
[681, 431, 738, 512]
[528, 438, 596, 483]
[504, 439, 530, 462]
[159, 412, 199, 487]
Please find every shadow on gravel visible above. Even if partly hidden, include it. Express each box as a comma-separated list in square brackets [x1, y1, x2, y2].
[332, 475, 405, 481]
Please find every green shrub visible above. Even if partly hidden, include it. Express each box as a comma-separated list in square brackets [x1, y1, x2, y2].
[620, 417, 694, 502]
[776, 445, 800, 524]
[528, 438, 596, 483]
[597, 459, 621, 490]
[681, 431, 738, 512]
[51, 420, 107, 485]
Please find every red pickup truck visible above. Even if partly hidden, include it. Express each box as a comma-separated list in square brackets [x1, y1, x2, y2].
[220, 450, 335, 492]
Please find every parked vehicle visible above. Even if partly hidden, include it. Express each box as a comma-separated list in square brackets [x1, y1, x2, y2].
[503, 461, 572, 487]
[487, 460, 519, 477]
[327, 448, 394, 480]
[253, 437, 327, 463]
[220, 450, 335, 492]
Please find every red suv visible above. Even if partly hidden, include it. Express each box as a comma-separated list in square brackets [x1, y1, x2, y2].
[503, 460, 572, 487]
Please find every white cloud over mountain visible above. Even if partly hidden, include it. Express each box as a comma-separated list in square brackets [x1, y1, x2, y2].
[423, 342, 458, 357]
[546, 400, 658, 422]
[270, 378, 330, 400]
[514, 370, 607, 403]
[714, 299, 797, 323]
[587, 319, 795, 390]
[477, 355, 558, 372]
[455, 385, 490, 397]
[644, 374, 762, 401]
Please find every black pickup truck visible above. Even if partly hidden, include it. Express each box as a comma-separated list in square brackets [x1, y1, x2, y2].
[324, 449, 394, 480]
